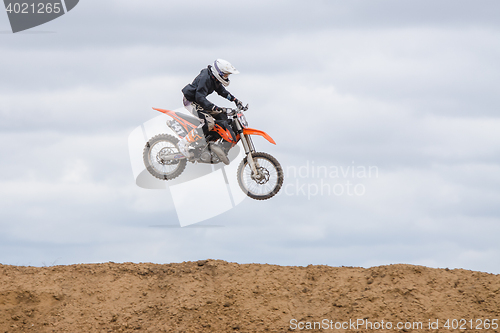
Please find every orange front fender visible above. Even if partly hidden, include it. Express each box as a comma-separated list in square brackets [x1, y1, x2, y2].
[243, 128, 276, 145]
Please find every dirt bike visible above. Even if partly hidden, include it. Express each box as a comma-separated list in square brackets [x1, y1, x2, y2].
[143, 104, 284, 200]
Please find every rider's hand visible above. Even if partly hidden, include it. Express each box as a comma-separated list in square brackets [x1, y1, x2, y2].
[234, 99, 244, 109]
[212, 106, 225, 114]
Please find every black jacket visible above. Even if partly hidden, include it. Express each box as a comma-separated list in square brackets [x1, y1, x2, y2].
[182, 66, 234, 111]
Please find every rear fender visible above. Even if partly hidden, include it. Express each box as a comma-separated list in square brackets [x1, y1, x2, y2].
[153, 107, 196, 131]
[242, 128, 276, 145]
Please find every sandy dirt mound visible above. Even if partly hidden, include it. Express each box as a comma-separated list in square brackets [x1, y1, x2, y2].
[0, 260, 499, 332]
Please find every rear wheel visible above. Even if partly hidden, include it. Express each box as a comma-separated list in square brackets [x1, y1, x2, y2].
[143, 134, 186, 180]
[237, 152, 284, 200]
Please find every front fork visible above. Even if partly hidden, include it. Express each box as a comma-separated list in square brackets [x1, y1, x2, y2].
[242, 134, 259, 175]
[236, 122, 259, 176]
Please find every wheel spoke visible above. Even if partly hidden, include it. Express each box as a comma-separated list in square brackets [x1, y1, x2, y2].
[143, 134, 186, 180]
[150, 141, 180, 175]
[241, 156, 280, 197]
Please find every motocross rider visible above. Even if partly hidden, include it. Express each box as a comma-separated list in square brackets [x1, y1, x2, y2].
[177, 59, 244, 157]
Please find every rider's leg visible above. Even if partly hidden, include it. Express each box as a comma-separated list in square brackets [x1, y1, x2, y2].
[197, 110, 215, 135]
[178, 127, 204, 157]
[177, 110, 212, 158]
[202, 111, 231, 164]
[213, 112, 237, 142]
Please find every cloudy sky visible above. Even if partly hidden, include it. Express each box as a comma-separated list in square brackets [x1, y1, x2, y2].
[1, 0, 500, 273]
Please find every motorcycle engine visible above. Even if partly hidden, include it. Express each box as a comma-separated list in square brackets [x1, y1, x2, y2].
[199, 147, 220, 164]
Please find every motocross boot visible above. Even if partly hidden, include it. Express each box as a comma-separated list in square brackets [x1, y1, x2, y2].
[177, 127, 204, 158]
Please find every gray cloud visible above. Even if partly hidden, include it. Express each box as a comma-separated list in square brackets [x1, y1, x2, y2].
[0, 0, 500, 273]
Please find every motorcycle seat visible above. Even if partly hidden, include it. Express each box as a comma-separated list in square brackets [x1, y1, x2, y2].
[175, 111, 201, 126]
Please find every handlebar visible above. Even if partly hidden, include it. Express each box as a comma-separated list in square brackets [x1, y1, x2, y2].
[226, 104, 249, 116]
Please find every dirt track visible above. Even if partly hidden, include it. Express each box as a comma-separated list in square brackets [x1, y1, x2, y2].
[0, 260, 499, 332]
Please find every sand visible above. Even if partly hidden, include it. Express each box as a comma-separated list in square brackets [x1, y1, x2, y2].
[0, 260, 499, 332]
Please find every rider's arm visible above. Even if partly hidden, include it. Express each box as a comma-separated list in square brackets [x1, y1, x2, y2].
[194, 75, 217, 111]
[194, 70, 238, 112]
[215, 83, 236, 102]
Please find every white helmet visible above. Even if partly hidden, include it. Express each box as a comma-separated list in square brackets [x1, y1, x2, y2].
[210, 59, 239, 87]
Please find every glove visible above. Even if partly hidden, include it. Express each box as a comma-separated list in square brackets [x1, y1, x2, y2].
[212, 106, 228, 115]
[234, 99, 244, 109]
[212, 105, 224, 114]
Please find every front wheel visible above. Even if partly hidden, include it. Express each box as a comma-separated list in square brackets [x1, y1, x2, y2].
[143, 134, 186, 180]
[237, 152, 284, 200]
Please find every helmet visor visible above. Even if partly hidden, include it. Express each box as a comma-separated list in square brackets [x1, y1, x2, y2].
[214, 62, 230, 80]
